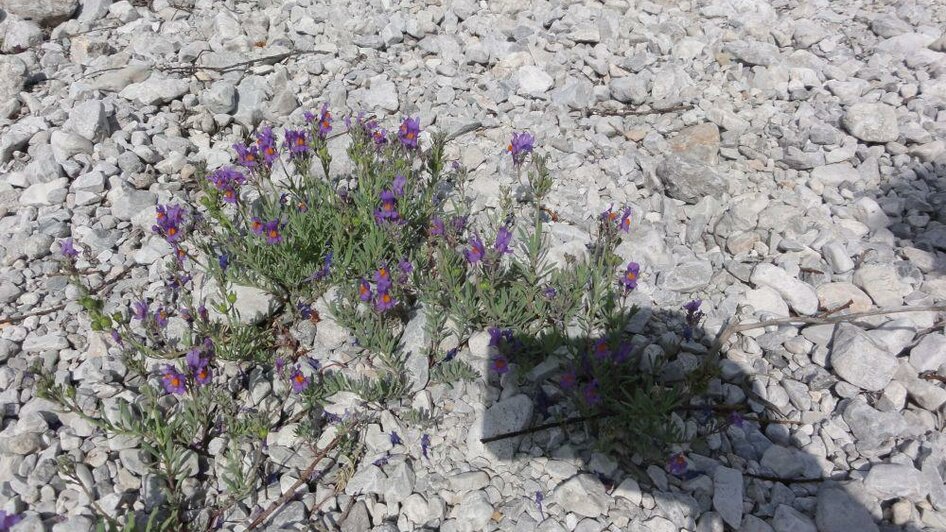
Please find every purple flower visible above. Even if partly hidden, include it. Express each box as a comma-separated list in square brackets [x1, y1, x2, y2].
[581, 379, 601, 406]
[308, 252, 333, 282]
[60, 238, 79, 259]
[153, 307, 170, 329]
[465, 234, 485, 264]
[443, 348, 458, 362]
[304, 110, 315, 124]
[666, 452, 688, 476]
[373, 455, 389, 467]
[613, 343, 632, 364]
[559, 369, 577, 390]
[618, 207, 632, 232]
[682, 299, 704, 341]
[429, 217, 445, 237]
[535, 491, 545, 519]
[208, 167, 246, 191]
[283, 129, 309, 157]
[620, 262, 640, 293]
[421, 433, 431, 458]
[488, 327, 517, 350]
[490, 355, 510, 375]
[358, 278, 373, 302]
[297, 302, 313, 319]
[543, 286, 557, 298]
[507, 131, 535, 166]
[494, 226, 513, 255]
[198, 305, 209, 321]
[261, 220, 283, 245]
[186, 350, 212, 386]
[132, 300, 148, 321]
[397, 259, 413, 284]
[389, 431, 402, 446]
[316, 103, 332, 139]
[392, 174, 407, 197]
[110, 329, 122, 346]
[451, 215, 468, 234]
[161, 365, 186, 394]
[218, 254, 230, 271]
[256, 127, 279, 166]
[250, 217, 264, 236]
[398, 116, 421, 149]
[274, 357, 286, 375]
[289, 366, 310, 393]
[372, 127, 389, 149]
[153, 204, 187, 243]
[592, 338, 611, 362]
[374, 290, 397, 312]
[374, 266, 392, 293]
[727, 411, 745, 429]
[375, 190, 399, 222]
[0, 510, 23, 530]
[233, 143, 260, 168]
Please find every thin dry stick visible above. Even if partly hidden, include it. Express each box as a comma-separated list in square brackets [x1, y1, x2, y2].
[707, 303, 946, 362]
[246, 433, 345, 530]
[589, 104, 693, 117]
[0, 268, 131, 325]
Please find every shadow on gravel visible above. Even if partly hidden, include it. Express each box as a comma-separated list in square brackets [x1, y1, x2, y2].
[472, 302, 920, 528]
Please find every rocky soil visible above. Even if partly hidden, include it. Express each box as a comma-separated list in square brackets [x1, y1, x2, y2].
[1, 0, 945, 530]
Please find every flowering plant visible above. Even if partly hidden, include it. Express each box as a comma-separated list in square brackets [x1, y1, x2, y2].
[31, 107, 723, 530]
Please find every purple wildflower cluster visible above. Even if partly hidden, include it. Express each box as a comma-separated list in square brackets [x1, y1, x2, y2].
[0, 510, 23, 530]
[250, 217, 283, 245]
[59, 238, 80, 260]
[428, 214, 467, 242]
[283, 129, 308, 158]
[600, 204, 632, 234]
[465, 225, 514, 266]
[207, 167, 246, 204]
[420, 433, 431, 458]
[347, 112, 390, 149]
[130, 299, 173, 330]
[398, 117, 421, 150]
[153, 204, 188, 244]
[507, 131, 535, 166]
[620, 262, 640, 293]
[682, 299, 704, 341]
[307, 252, 334, 282]
[160, 340, 215, 395]
[361, 262, 411, 313]
[488, 327, 523, 375]
[289, 365, 310, 393]
[666, 452, 688, 476]
[375, 174, 410, 224]
[304, 103, 333, 139]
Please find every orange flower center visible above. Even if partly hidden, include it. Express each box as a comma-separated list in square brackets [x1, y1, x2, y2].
[246, 154, 255, 161]
[381, 293, 391, 303]
[294, 374, 305, 383]
[296, 138, 305, 145]
[626, 272, 637, 281]
[406, 132, 415, 140]
[169, 376, 180, 386]
[265, 147, 276, 155]
[268, 229, 278, 238]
